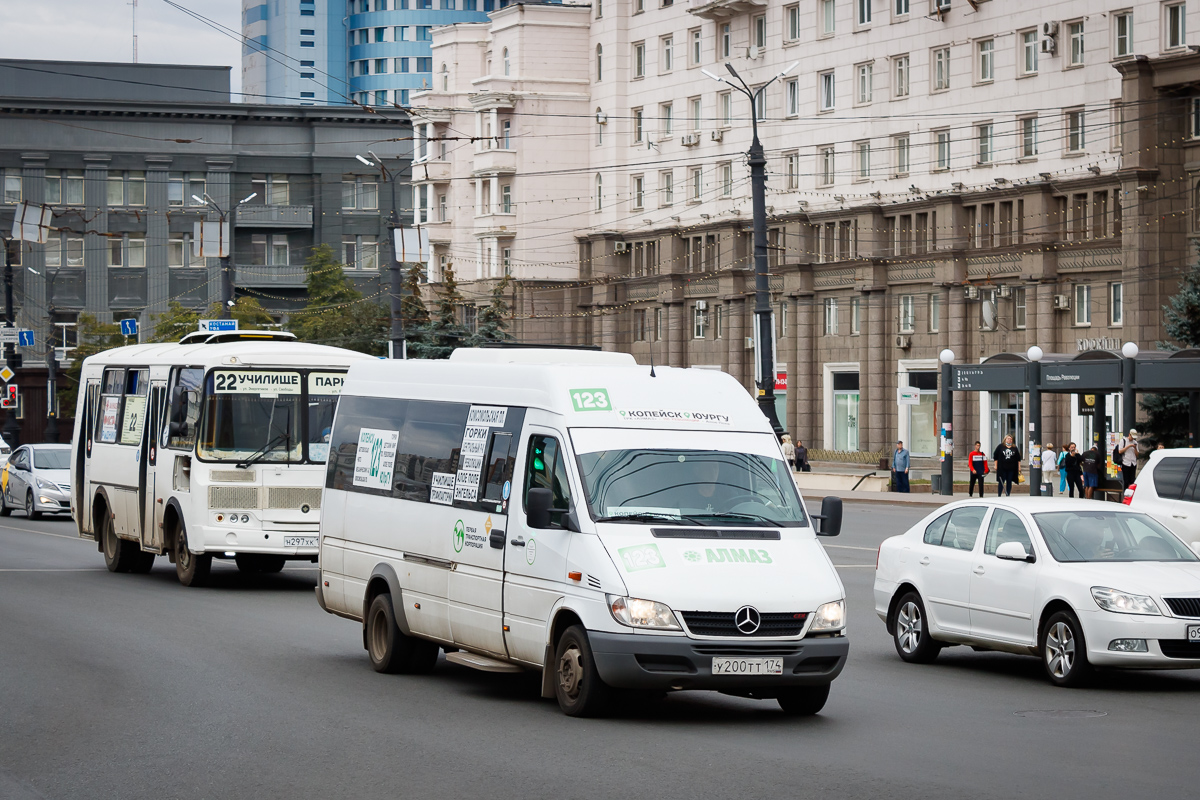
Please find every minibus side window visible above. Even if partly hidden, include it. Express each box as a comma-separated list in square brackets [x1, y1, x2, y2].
[96, 368, 125, 444]
[118, 368, 150, 446]
[524, 435, 571, 527]
[164, 367, 204, 451]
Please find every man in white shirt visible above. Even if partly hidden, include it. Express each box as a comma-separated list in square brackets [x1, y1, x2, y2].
[1040, 443, 1057, 496]
[1117, 428, 1140, 490]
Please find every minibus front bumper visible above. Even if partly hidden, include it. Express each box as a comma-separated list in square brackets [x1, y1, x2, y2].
[588, 631, 848, 691]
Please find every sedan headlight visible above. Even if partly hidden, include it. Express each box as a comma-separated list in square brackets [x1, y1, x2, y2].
[810, 599, 846, 631]
[608, 595, 681, 630]
[1091, 586, 1161, 616]
[35, 478, 62, 493]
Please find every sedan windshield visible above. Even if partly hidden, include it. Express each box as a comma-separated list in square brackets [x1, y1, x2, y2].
[197, 370, 303, 464]
[576, 448, 808, 526]
[1034, 510, 1198, 562]
[33, 449, 70, 470]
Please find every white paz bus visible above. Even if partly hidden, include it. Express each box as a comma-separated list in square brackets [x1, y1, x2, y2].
[71, 331, 373, 585]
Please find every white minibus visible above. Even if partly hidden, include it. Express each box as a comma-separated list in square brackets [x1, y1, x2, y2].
[316, 348, 848, 716]
[71, 331, 373, 585]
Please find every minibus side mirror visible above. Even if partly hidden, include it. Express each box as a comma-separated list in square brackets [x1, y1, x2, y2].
[526, 488, 554, 529]
[564, 508, 581, 533]
[812, 496, 843, 537]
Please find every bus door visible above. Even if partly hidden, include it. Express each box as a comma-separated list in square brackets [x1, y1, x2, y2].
[139, 382, 167, 552]
[76, 379, 100, 536]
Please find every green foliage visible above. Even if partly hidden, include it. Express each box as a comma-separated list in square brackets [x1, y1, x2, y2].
[148, 298, 273, 343]
[400, 262, 431, 357]
[470, 275, 513, 346]
[413, 263, 470, 359]
[289, 243, 388, 356]
[1140, 257, 1200, 446]
[59, 312, 125, 420]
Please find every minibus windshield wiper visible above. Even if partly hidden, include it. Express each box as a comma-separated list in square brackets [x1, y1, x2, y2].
[689, 511, 779, 526]
[593, 512, 704, 525]
[236, 432, 289, 469]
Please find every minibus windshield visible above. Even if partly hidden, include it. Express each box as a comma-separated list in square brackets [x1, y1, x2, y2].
[577, 448, 809, 527]
[197, 370, 304, 464]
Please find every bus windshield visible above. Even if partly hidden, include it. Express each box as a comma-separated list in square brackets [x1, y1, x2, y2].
[198, 370, 304, 464]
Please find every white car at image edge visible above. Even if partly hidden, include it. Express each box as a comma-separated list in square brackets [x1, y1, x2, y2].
[874, 497, 1200, 686]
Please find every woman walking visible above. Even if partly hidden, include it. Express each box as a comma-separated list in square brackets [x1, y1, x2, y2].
[992, 435, 1022, 497]
[781, 434, 796, 470]
[1041, 443, 1058, 496]
[1062, 442, 1084, 498]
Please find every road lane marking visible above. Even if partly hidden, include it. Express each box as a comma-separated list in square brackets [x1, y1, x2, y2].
[822, 544, 878, 551]
[0, 523, 87, 542]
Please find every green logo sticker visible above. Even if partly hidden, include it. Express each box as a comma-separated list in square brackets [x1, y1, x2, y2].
[570, 388, 611, 412]
[704, 548, 774, 564]
[683, 550, 701, 562]
[618, 543, 665, 572]
[453, 520, 465, 553]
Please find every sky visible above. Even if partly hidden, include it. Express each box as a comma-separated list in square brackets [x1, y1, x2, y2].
[3, 0, 244, 96]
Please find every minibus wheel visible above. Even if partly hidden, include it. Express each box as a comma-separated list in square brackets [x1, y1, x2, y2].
[777, 684, 830, 716]
[174, 521, 212, 587]
[366, 593, 439, 675]
[554, 625, 610, 717]
[101, 512, 138, 573]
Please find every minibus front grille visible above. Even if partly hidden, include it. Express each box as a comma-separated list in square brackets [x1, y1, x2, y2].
[680, 611, 808, 637]
[209, 486, 260, 509]
[209, 470, 256, 483]
[1163, 597, 1200, 618]
[267, 488, 322, 510]
[651, 528, 781, 540]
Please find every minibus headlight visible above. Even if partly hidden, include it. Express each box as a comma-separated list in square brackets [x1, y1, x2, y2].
[608, 595, 681, 631]
[810, 600, 845, 632]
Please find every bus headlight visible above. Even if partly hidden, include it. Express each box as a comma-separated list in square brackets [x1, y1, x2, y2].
[810, 600, 845, 632]
[608, 595, 682, 630]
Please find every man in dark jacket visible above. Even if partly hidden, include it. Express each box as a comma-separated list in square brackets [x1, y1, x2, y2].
[968, 441, 989, 497]
[992, 435, 1022, 496]
[1080, 444, 1102, 500]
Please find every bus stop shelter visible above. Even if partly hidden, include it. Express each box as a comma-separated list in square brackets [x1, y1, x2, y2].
[936, 345, 1200, 496]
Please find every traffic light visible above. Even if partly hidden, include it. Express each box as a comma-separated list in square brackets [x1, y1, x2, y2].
[0, 385, 16, 410]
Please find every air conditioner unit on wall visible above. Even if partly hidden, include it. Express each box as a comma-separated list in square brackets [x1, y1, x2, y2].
[1042, 21, 1059, 37]
[680, 133, 700, 147]
[997, 285, 1012, 298]
[896, 335, 912, 350]
[964, 286, 980, 300]
[1053, 294, 1071, 310]
[710, 129, 724, 142]
[614, 241, 629, 253]
[1041, 37, 1057, 55]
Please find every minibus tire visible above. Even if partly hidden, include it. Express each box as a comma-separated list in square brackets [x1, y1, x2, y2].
[366, 593, 439, 674]
[777, 683, 830, 716]
[174, 522, 212, 587]
[554, 625, 610, 718]
[101, 513, 138, 573]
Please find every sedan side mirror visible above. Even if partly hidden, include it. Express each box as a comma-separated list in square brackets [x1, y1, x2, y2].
[526, 487, 554, 530]
[812, 496, 843, 537]
[996, 541, 1035, 562]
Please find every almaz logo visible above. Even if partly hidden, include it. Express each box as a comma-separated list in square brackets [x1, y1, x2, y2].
[705, 548, 773, 564]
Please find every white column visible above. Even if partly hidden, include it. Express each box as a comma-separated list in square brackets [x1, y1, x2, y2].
[476, 239, 484, 280]
[426, 183, 434, 224]
[489, 109, 499, 149]
[475, 111, 482, 152]
[425, 123, 434, 160]
[490, 175, 499, 215]
[475, 180, 483, 216]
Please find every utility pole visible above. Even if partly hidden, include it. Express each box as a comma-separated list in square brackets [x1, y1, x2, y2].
[702, 61, 798, 436]
[359, 153, 405, 358]
[3, 241, 20, 447]
[196, 192, 255, 319]
[220, 252, 233, 319]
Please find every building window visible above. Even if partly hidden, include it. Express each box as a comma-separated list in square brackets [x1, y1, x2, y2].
[894, 55, 909, 97]
[857, 0, 871, 25]
[900, 295, 915, 332]
[167, 233, 195, 268]
[1075, 284, 1092, 326]
[856, 63, 873, 104]
[819, 146, 836, 185]
[659, 170, 674, 206]
[977, 39, 994, 82]
[785, 152, 799, 190]
[720, 91, 732, 126]
[595, 174, 603, 211]
[850, 298, 861, 334]
[633, 42, 645, 78]
[416, 26, 431, 41]
[660, 102, 673, 136]
[1068, 20, 1085, 66]
[928, 293, 940, 332]
[1021, 116, 1038, 157]
[632, 175, 645, 209]
[168, 172, 206, 206]
[753, 14, 766, 49]
[106, 171, 146, 207]
[753, 89, 765, 122]
[819, 71, 835, 111]
[895, 0, 909, 15]
[933, 47, 950, 91]
[1110, 282, 1124, 325]
[596, 44, 603, 81]
[1021, 29, 1039, 75]
[661, 35, 674, 72]
[1013, 287, 1027, 329]
[690, 28, 702, 66]
[341, 175, 379, 210]
[255, 234, 291, 267]
[690, 167, 703, 201]
[375, 58, 388, 74]
[934, 130, 950, 170]
[720, 22, 731, 58]
[824, 298, 839, 335]
[856, 141, 871, 180]
[720, 162, 733, 196]
[692, 301, 708, 338]
[821, 0, 836, 34]
[501, 185, 512, 214]
[691, 97, 702, 131]
[1067, 108, 1085, 152]
[1167, 3, 1187, 49]
[634, 309, 647, 341]
[786, 78, 799, 116]
[714, 304, 724, 338]
[1115, 11, 1134, 57]
[977, 123, 993, 164]
[786, 4, 801, 41]
[633, 107, 644, 142]
[895, 135, 910, 176]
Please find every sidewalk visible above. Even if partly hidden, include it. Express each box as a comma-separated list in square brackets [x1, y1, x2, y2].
[802, 488, 959, 508]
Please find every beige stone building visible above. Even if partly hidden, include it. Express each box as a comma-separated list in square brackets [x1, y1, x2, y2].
[409, 0, 1200, 465]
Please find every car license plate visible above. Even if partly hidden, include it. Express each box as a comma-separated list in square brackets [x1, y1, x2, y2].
[711, 657, 783, 676]
[1188, 625, 1200, 643]
[284, 536, 317, 548]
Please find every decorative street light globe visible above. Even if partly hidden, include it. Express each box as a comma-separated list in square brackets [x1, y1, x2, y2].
[1027, 345, 1044, 362]
[939, 348, 955, 364]
[1122, 341, 1140, 359]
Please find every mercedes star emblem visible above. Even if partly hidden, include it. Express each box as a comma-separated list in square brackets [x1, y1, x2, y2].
[735, 605, 761, 635]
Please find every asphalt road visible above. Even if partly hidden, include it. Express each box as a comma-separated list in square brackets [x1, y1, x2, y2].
[2, 505, 1197, 800]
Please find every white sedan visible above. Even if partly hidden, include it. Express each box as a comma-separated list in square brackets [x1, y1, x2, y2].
[874, 498, 1200, 686]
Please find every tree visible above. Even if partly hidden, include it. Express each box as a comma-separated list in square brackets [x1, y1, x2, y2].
[289, 243, 389, 355]
[58, 313, 126, 419]
[417, 263, 470, 359]
[400, 262, 431, 357]
[470, 275, 514, 346]
[1140, 258, 1200, 446]
[148, 298, 272, 344]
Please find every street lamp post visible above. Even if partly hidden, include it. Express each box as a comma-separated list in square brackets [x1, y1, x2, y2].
[2, 240, 19, 447]
[195, 192, 257, 319]
[939, 349, 955, 496]
[1028, 345, 1043, 497]
[28, 266, 60, 442]
[703, 61, 798, 436]
[358, 153, 405, 359]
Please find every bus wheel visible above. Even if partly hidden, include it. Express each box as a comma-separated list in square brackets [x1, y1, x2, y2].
[101, 513, 138, 574]
[174, 522, 212, 587]
[366, 593, 439, 675]
[554, 625, 611, 718]
[129, 551, 156, 574]
[25, 491, 41, 521]
[235, 554, 286, 574]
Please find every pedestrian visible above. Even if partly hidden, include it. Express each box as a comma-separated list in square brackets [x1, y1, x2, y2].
[1080, 443, 1101, 500]
[992, 435, 1022, 496]
[781, 434, 796, 470]
[1057, 445, 1068, 494]
[1117, 428, 1140, 490]
[968, 441, 989, 497]
[795, 440, 810, 472]
[1063, 442, 1084, 498]
[1041, 442, 1057, 496]
[892, 440, 911, 493]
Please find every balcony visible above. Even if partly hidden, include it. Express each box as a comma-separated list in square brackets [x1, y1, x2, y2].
[473, 213, 517, 238]
[414, 159, 452, 183]
[235, 205, 314, 228]
[687, 0, 767, 19]
[234, 265, 308, 288]
[471, 147, 517, 176]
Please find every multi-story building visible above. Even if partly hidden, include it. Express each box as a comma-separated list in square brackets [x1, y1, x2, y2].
[410, 0, 1200, 465]
[0, 59, 411, 341]
[242, 0, 496, 107]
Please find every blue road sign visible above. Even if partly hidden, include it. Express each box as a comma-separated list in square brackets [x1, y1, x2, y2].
[17, 330, 34, 347]
[120, 318, 139, 337]
[199, 319, 238, 332]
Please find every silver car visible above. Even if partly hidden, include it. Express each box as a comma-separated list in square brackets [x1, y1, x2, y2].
[1, 444, 72, 519]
